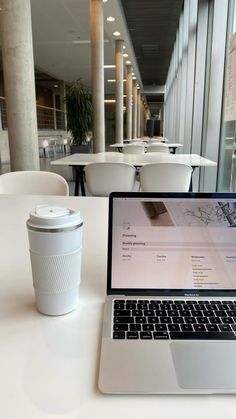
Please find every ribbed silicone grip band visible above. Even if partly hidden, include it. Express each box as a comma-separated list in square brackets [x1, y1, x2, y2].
[30, 249, 81, 293]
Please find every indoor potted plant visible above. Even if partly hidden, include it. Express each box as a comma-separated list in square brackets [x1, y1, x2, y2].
[65, 79, 93, 153]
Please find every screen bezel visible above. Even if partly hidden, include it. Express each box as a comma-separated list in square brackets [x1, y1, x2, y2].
[107, 191, 236, 297]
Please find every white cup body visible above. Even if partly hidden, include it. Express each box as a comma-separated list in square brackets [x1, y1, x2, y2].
[27, 205, 83, 316]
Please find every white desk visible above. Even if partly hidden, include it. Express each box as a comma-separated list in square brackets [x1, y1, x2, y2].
[109, 143, 183, 153]
[51, 152, 217, 195]
[0, 194, 234, 418]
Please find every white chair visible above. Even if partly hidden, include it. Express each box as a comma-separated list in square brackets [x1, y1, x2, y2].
[56, 137, 68, 153]
[122, 144, 145, 154]
[47, 137, 57, 155]
[146, 143, 169, 153]
[38, 138, 49, 157]
[84, 162, 136, 196]
[0, 171, 69, 195]
[139, 163, 193, 192]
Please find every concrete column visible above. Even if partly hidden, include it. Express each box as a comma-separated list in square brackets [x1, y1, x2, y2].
[132, 81, 138, 139]
[0, 0, 39, 171]
[137, 89, 141, 137]
[115, 40, 124, 144]
[125, 65, 132, 140]
[90, 0, 105, 153]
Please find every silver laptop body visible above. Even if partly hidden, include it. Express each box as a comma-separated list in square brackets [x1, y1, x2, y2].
[98, 192, 236, 394]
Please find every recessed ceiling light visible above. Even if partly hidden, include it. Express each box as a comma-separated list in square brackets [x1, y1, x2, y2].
[113, 31, 121, 36]
[103, 0, 108, 2]
[123, 45, 126, 49]
[72, 39, 109, 44]
[54, 84, 59, 88]
[126, 60, 131, 64]
[104, 64, 116, 68]
[123, 53, 128, 58]
[132, 76, 136, 80]
[108, 79, 127, 82]
[104, 99, 116, 103]
[107, 16, 115, 22]
[132, 72, 135, 75]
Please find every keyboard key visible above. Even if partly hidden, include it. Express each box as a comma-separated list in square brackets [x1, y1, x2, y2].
[114, 300, 123, 304]
[160, 304, 171, 310]
[202, 310, 214, 317]
[170, 331, 236, 340]
[113, 332, 125, 339]
[206, 324, 219, 332]
[114, 303, 125, 309]
[148, 316, 159, 324]
[168, 324, 180, 332]
[132, 310, 143, 316]
[143, 324, 154, 331]
[221, 317, 234, 324]
[160, 317, 171, 324]
[185, 317, 197, 324]
[179, 310, 190, 317]
[155, 324, 167, 331]
[172, 317, 183, 324]
[136, 316, 147, 324]
[191, 310, 202, 317]
[144, 310, 155, 316]
[209, 317, 221, 324]
[126, 300, 137, 303]
[181, 324, 193, 332]
[219, 324, 232, 332]
[155, 310, 167, 316]
[127, 332, 139, 339]
[114, 316, 134, 324]
[114, 310, 130, 316]
[193, 324, 206, 332]
[167, 310, 178, 317]
[113, 324, 128, 331]
[140, 332, 152, 339]
[153, 332, 169, 339]
[137, 303, 148, 309]
[130, 324, 141, 331]
[216, 310, 227, 317]
[197, 317, 209, 324]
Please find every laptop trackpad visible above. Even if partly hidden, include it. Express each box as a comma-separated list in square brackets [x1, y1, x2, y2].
[171, 342, 236, 390]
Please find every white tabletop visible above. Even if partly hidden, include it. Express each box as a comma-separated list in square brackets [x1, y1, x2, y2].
[109, 143, 183, 148]
[51, 152, 217, 168]
[0, 194, 234, 418]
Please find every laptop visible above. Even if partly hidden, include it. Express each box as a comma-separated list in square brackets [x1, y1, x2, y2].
[98, 192, 236, 394]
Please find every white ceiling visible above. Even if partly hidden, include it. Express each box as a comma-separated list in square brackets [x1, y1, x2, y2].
[31, 0, 142, 95]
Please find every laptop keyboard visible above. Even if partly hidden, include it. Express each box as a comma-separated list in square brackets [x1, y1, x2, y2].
[112, 299, 236, 340]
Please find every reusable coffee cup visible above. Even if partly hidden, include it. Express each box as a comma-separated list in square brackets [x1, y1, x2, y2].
[26, 205, 83, 316]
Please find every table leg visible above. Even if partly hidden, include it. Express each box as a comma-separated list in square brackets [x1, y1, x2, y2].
[189, 166, 197, 192]
[73, 166, 86, 196]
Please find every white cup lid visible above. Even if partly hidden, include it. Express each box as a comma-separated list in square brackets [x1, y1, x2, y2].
[27, 205, 83, 229]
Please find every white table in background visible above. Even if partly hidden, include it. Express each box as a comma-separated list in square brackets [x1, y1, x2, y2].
[51, 152, 217, 195]
[109, 142, 183, 154]
[0, 194, 234, 419]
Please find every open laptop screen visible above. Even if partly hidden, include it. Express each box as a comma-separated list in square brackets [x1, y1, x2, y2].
[107, 192, 236, 297]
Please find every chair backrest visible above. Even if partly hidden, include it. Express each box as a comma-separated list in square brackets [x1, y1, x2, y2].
[139, 163, 193, 192]
[146, 143, 169, 153]
[0, 171, 69, 195]
[84, 162, 136, 196]
[122, 144, 145, 154]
